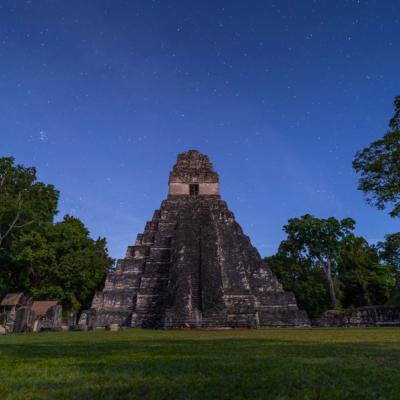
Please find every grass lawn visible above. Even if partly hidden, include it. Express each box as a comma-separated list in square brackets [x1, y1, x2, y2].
[0, 328, 399, 399]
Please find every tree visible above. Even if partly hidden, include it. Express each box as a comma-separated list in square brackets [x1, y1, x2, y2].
[280, 215, 355, 308]
[377, 232, 400, 282]
[0, 157, 113, 311]
[267, 216, 397, 316]
[338, 235, 395, 308]
[266, 240, 331, 318]
[377, 233, 400, 304]
[9, 216, 112, 311]
[353, 96, 400, 217]
[0, 157, 58, 247]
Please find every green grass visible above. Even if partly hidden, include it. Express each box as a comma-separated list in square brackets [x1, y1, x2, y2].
[1, 328, 400, 399]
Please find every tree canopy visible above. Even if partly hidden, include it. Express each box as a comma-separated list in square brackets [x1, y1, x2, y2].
[377, 232, 400, 280]
[0, 157, 58, 247]
[266, 215, 396, 317]
[337, 235, 395, 308]
[266, 241, 331, 318]
[377, 232, 400, 304]
[280, 214, 355, 308]
[353, 96, 400, 217]
[0, 157, 112, 311]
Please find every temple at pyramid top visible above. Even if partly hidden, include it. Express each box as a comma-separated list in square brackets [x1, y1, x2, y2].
[168, 150, 220, 196]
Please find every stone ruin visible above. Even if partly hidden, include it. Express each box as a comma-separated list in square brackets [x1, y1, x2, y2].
[0, 293, 29, 332]
[312, 305, 400, 327]
[30, 301, 62, 332]
[80, 150, 310, 329]
[0, 293, 62, 333]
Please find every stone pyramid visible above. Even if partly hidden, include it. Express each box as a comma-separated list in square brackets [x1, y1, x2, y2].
[81, 150, 309, 329]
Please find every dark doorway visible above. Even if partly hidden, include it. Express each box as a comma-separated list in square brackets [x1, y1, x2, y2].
[189, 184, 199, 195]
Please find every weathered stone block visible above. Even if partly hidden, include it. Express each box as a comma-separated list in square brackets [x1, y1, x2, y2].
[106, 323, 120, 332]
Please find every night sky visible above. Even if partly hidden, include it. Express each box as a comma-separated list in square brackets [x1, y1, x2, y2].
[1, 1, 399, 259]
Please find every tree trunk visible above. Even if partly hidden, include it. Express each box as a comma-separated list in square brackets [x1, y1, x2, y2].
[324, 260, 337, 309]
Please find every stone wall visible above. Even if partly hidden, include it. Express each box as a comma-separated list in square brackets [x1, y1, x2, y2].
[312, 305, 400, 327]
[168, 182, 219, 196]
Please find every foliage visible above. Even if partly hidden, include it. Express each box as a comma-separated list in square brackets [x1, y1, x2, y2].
[377, 232, 400, 280]
[386, 289, 400, 305]
[267, 215, 396, 316]
[377, 232, 400, 304]
[7, 216, 112, 310]
[337, 235, 395, 308]
[279, 214, 355, 308]
[0, 157, 58, 247]
[0, 329, 400, 399]
[353, 96, 400, 217]
[266, 240, 331, 318]
[0, 157, 113, 311]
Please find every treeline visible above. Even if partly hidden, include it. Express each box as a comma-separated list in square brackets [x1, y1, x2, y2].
[265, 215, 399, 317]
[266, 96, 400, 317]
[0, 158, 113, 312]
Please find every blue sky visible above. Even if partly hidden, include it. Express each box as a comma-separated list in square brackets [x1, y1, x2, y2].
[1, 1, 399, 259]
